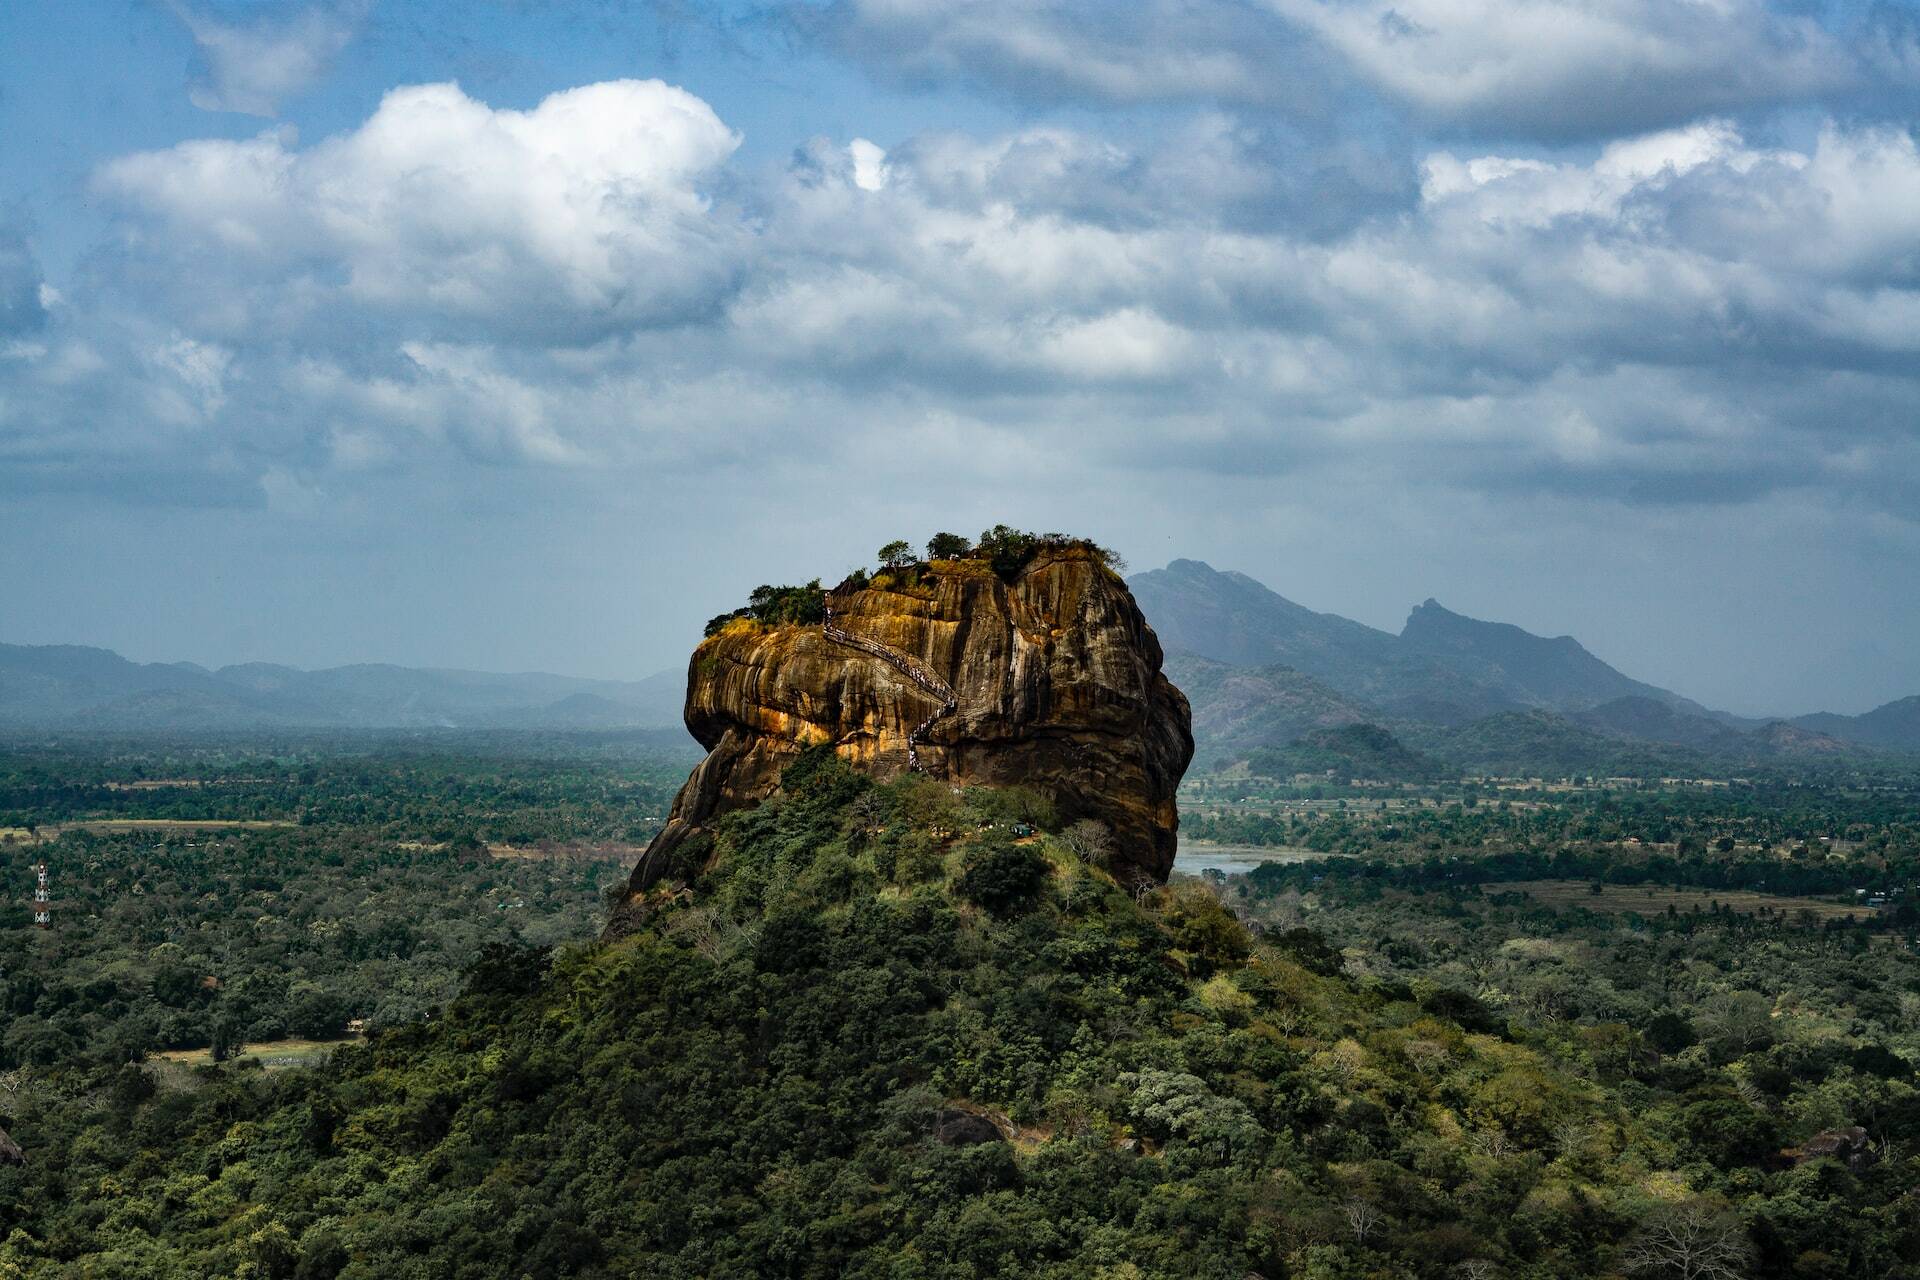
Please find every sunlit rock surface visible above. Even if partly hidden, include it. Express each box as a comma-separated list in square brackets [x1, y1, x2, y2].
[623, 547, 1192, 904]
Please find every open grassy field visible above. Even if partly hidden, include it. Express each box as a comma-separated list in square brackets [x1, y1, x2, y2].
[1497, 879, 1875, 923]
[154, 1036, 354, 1071]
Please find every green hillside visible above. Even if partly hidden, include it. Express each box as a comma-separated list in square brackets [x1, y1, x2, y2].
[1244, 722, 1450, 783]
[6, 751, 1914, 1276]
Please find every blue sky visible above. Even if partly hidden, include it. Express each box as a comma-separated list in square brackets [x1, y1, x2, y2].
[2, 0, 1918, 715]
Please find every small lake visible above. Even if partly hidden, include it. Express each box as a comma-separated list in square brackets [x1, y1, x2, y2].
[1171, 842, 1334, 877]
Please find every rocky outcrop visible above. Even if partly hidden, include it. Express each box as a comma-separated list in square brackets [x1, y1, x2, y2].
[1781, 1126, 1874, 1171]
[932, 1109, 1005, 1146]
[625, 547, 1191, 900]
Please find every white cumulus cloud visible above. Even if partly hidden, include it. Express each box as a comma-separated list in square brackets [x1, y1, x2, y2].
[8, 81, 1920, 545]
[98, 79, 745, 342]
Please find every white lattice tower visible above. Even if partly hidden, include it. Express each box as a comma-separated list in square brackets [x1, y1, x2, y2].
[32, 862, 49, 928]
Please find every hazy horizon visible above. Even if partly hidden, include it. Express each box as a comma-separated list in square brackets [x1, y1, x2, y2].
[5, 2, 1918, 718]
[5, 548, 1904, 721]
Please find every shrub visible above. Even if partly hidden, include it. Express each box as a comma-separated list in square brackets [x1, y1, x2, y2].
[1420, 987, 1502, 1035]
[1269, 926, 1345, 977]
[705, 580, 827, 635]
[958, 835, 1050, 917]
[1159, 886, 1252, 976]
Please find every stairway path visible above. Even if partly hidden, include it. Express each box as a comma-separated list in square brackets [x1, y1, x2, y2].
[823, 597, 958, 773]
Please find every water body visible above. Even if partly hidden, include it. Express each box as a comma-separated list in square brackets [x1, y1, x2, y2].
[1171, 842, 1334, 877]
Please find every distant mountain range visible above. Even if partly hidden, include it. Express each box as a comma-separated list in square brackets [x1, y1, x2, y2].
[0, 643, 685, 732]
[6, 559, 1912, 775]
[1130, 559, 1919, 772]
[1793, 697, 1920, 752]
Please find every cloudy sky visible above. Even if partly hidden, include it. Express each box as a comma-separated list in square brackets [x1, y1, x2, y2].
[2, 0, 1917, 716]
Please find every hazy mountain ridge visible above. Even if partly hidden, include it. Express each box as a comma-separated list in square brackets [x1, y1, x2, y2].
[1131, 560, 1714, 721]
[1398, 598, 1732, 722]
[0, 642, 685, 731]
[1129, 560, 1401, 683]
[8, 561, 1916, 761]
[1793, 695, 1920, 751]
[1132, 561, 1919, 768]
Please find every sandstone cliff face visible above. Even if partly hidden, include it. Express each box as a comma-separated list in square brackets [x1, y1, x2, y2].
[627, 548, 1192, 896]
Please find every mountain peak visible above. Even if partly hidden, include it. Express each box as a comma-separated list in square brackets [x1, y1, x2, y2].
[1403, 599, 1581, 648]
[1128, 561, 1398, 676]
[1130, 565, 1721, 725]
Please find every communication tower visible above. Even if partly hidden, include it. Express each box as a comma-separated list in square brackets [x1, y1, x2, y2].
[32, 862, 49, 928]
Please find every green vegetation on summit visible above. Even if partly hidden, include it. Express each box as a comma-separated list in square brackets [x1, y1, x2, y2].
[703, 528, 1127, 638]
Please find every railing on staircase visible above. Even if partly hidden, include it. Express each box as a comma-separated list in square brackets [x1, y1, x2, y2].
[823, 597, 958, 773]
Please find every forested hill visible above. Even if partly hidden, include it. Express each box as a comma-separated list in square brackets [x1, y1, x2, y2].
[1795, 695, 1920, 752]
[13, 752, 1915, 1276]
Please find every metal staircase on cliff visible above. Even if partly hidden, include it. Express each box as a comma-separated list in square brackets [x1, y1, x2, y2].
[822, 597, 958, 773]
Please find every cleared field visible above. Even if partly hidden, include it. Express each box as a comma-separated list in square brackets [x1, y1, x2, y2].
[154, 1037, 353, 1071]
[1497, 880, 1875, 923]
[487, 840, 643, 863]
